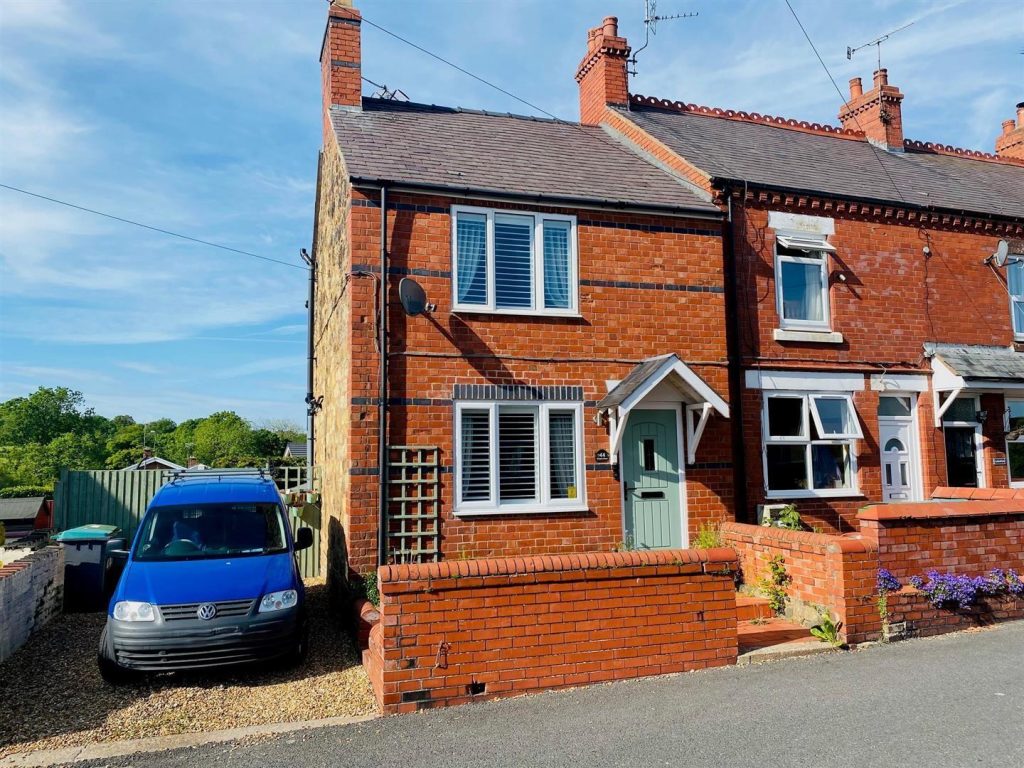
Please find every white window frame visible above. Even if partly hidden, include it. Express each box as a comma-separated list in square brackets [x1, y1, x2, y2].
[1009, 259, 1024, 341]
[454, 401, 587, 515]
[773, 237, 832, 332]
[451, 204, 579, 317]
[762, 392, 861, 499]
[1005, 398, 1024, 488]
[808, 394, 864, 440]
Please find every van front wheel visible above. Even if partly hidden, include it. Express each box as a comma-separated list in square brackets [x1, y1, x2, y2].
[98, 626, 137, 685]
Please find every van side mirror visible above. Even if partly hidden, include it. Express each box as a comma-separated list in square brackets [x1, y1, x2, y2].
[295, 527, 314, 552]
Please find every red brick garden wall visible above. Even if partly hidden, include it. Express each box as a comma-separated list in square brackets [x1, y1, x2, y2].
[720, 522, 879, 644]
[858, 501, 1024, 580]
[364, 548, 739, 713]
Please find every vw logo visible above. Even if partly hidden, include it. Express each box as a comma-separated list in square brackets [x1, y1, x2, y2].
[196, 603, 218, 621]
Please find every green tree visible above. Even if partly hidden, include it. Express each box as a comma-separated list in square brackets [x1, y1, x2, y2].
[0, 387, 101, 445]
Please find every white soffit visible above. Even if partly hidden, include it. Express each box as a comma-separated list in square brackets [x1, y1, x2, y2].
[767, 211, 835, 236]
[745, 369, 866, 392]
[870, 373, 929, 393]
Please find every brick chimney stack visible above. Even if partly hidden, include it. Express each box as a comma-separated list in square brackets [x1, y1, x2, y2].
[321, 0, 362, 139]
[575, 16, 630, 125]
[995, 102, 1024, 160]
[838, 69, 905, 150]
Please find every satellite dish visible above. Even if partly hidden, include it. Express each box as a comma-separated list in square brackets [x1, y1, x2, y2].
[993, 240, 1010, 268]
[398, 278, 433, 315]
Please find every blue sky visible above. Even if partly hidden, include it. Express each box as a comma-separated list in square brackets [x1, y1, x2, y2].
[1, 0, 1021, 425]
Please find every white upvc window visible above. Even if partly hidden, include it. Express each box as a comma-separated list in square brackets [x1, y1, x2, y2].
[774, 237, 834, 331]
[1009, 260, 1024, 340]
[454, 401, 586, 515]
[451, 204, 578, 316]
[762, 392, 862, 498]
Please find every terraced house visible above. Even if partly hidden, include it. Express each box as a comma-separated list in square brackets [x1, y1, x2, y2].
[310, 0, 1024, 583]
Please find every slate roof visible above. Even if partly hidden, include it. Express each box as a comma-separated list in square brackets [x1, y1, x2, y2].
[925, 343, 1024, 383]
[284, 442, 308, 459]
[0, 497, 45, 523]
[597, 354, 677, 410]
[330, 100, 719, 214]
[617, 104, 1024, 221]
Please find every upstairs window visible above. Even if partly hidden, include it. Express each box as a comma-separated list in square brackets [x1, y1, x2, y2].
[763, 392, 862, 497]
[455, 401, 585, 514]
[1009, 260, 1024, 339]
[774, 237, 834, 331]
[452, 205, 577, 315]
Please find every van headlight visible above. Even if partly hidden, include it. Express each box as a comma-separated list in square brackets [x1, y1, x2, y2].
[259, 590, 298, 613]
[113, 601, 156, 622]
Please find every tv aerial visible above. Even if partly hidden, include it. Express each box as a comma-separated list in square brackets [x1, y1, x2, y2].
[847, 21, 914, 71]
[398, 278, 435, 316]
[629, 0, 698, 76]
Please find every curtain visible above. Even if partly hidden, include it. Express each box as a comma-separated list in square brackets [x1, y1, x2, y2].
[543, 221, 571, 309]
[781, 260, 823, 322]
[456, 214, 487, 305]
[548, 411, 576, 499]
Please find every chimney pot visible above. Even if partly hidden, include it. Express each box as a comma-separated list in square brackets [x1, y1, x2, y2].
[849, 77, 863, 98]
[142, 448, 153, 459]
[1017, 102, 1024, 127]
[187, 456, 198, 468]
[838, 68, 904, 149]
[873, 68, 888, 87]
[1003, 119, 1017, 136]
[602, 16, 618, 37]
[576, 16, 631, 124]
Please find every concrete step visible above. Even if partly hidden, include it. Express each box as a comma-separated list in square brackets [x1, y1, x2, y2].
[737, 617, 812, 653]
[736, 595, 773, 622]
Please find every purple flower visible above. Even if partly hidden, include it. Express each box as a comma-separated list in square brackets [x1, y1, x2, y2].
[876, 569, 901, 593]
[909, 575, 925, 589]
[1006, 570, 1024, 598]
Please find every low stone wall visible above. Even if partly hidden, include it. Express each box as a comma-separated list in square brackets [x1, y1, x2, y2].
[0, 545, 64, 663]
[720, 522, 880, 644]
[365, 548, 738, 713]
[858, 500, 1024, 581]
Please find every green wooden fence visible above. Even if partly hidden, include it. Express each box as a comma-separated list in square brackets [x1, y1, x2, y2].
[52, 469, 321, 578]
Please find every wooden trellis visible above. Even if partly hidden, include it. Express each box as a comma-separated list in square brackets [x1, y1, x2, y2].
[386, 446, 441, 563]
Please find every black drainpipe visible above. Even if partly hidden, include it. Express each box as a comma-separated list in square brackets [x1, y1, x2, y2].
[377, 185, 389, 567]
[723, 189, 750, 523]
[306, 152, 323, 463]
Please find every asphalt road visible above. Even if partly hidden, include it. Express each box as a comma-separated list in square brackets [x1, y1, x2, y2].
[78, 622, 1024, 768]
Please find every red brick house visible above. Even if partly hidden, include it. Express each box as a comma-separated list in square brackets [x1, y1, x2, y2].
[311, 1, 1024, 582]
[312, 2, 734, 578]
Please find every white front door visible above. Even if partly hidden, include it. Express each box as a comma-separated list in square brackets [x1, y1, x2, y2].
[879, 419, 917, 502]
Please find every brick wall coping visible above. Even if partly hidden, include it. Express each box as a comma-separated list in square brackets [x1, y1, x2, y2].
[932, 486, 1024, 501]
[0, 545, 59, 580]
[720, 521, 873, 554]
[379, 547, 737, 584]
[858, 500, 1024, 522]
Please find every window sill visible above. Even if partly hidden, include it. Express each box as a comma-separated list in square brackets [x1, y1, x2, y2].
[451, 307, 582, 320]
[773, 328, 844, 344]
[765, 489, 864, 500]
[454, 504, 590, 517]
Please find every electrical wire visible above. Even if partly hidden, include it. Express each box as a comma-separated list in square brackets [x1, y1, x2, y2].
[0, 182, 307, 271]
[781, 0, 907, 204]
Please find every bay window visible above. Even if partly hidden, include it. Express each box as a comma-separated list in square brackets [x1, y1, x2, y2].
[763, 392, 862, 497]
[455, 401, 585, 514]
[452, 205, 577, 315]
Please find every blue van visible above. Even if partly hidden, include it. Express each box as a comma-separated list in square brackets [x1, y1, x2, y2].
[98, 470, 314, 683]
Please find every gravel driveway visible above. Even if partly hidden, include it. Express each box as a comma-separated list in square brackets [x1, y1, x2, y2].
[0, 581, 377, 758]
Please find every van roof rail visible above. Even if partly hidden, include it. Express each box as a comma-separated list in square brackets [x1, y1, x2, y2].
[166, 468, 272, 483]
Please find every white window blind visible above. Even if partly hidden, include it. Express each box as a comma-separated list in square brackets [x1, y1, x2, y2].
[452, 205, 578, 316]
[455, 401, 585, 514]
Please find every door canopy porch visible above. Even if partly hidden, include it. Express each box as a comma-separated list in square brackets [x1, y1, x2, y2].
[926, 343, 1024, 426]
[596, 353, 729, 465]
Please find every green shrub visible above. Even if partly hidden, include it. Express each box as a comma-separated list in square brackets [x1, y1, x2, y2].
[351, 571, 379, 607]
[0, 485, 52, 499]
[692, 522, 723, 549]
[775, 504, 802, 530]
[810, 610, 845, 648]
[758, 554, 790, 615]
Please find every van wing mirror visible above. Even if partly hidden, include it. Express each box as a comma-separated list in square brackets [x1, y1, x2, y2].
[295, 527, 314, 552]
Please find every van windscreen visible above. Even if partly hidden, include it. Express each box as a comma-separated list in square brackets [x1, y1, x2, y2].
[134, 503, 287, 561]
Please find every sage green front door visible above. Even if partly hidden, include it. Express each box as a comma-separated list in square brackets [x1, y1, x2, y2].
[622, 409, 684, 549]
